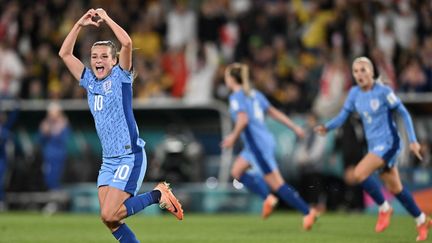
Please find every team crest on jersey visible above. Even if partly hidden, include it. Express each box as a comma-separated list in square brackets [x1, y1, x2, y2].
[370, 99, 380, 111]
[103, 80, 112, 94]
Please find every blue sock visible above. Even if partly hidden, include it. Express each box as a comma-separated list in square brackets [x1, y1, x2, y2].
[112, 223, 139, 243]
[361, 176, 385, 205]
[239, 173, 270, 199]
[124, 190, 161, 217]
[276, 184, 309, 215]
[395, 188, 422, 217]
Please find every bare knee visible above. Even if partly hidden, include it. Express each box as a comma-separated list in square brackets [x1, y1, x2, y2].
[100, 210, 121, 229]
[231, 168, 243, 180]
[353, 169, 368, 184]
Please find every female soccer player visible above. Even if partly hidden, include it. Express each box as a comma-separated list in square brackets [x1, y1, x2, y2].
[315, 57, 431, 241]
[59, 8, 183, 242]
[222, 63, 318, 230]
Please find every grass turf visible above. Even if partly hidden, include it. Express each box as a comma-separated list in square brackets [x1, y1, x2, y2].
[0, 212, 421, 243]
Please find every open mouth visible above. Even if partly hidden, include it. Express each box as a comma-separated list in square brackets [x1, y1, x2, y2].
[96, 66, 105, 74]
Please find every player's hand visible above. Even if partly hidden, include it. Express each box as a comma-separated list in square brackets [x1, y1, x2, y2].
[409, 142, 423, 161]
[293, 125, 305, 139]
[78, 9, 100, 27]
[314, 125, 327, 136]
[94, 8, 109, 23]
[221, 133, 236, 149]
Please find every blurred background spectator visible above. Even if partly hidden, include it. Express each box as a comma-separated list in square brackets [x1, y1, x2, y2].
[0, 0, 430, 102]
[38, 102, 70, 191]
[0, 104, 18, 211]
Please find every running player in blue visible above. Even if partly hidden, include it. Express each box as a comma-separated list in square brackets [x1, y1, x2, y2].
[59, 8, 183, 243]
[315, 57, 431, 241]
[222, 63, 318, 230]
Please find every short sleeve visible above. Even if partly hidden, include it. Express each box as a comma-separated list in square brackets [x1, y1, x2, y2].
[255, 91, 270, 111]
[229, 93, 246, 114]
[79, 67, 92, 89]
[116, 65, 133, 84]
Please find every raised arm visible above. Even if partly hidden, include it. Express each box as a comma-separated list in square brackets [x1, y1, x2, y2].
[59, 9, 100, 81]
[94, 8, 132, 71]
[267, 106, 305, 138]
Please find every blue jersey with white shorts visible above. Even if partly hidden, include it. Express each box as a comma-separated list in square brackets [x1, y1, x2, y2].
[80, 65, 146, 195]
[325, 83, 417, 167]
[229, 89, 277, 174]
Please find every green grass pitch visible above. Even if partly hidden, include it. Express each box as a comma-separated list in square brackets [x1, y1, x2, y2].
[0, 212, 421, 242]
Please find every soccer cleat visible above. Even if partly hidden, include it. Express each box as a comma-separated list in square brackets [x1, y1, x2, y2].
[154, 182, 184, 220]
[375, 207, 393, 233]
[303, 208, 318, 231]
[416, 217, 432, 241]
[262, 194, 278, 219]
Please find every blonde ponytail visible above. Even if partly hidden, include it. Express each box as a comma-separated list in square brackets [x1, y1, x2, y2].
[241, 64, 251, 96]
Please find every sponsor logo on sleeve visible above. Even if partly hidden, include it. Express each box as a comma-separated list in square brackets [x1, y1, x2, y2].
[386, 92, 398, 105]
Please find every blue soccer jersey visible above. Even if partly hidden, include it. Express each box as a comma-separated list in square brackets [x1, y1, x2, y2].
[80, 65, 145, 157]
[325, 83, 417, 163]
[229, 90, 278, 173]
[343, 84, 400, 143]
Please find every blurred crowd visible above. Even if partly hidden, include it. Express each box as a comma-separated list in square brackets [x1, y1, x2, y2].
[1, 0, 432, 212]
[0, 0, 431, 116]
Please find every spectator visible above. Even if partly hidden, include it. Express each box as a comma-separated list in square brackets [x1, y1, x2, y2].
[0, 104, 19, 211]
[0, 41, 24, 99]
[399, 56, 429, 93]
[293, 112, 327, 209]
[166, 0, 196, 50]
[39, 102, 70, 191]
[312, 48, 351, 119]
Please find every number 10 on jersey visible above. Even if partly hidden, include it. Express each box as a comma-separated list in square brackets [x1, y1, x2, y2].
[94, 95, 104, 111]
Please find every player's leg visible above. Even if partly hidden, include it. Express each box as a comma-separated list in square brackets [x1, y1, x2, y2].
[98, 186, 139, 243]
[234, 151, 277, 219]
[264, 170, 317, 230]
[264, 170, 307, 213]
[354, 153, 388, 208]
[380, 167, 431, 241]
[231, 153, 270, 200]
[119, 149, 182, 220]
[99, 186, 130, 230]
[97, 150, 148, 242]
[355, 153, 392, 232]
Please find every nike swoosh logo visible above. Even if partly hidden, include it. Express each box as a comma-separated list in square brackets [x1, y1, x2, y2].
[169, 198, 178, 213]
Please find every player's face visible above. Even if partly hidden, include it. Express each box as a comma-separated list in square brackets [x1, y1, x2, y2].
[91, 45, 116, 80]
[352, 61, 373, 89]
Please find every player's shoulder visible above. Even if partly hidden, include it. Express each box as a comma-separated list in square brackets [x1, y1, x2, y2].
[374, 82, 394, 93]
[251, 89, 264, 97]
[347, 86, 360, 97]
[230, 90, 246, 99]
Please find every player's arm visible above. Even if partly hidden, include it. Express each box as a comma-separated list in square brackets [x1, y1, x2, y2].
[395, 103, 422, 160]
[59, 9, 99, 81]
[384, 87, 422, 160]
[267, 106, 304, 138]
[95, 8, 132, 71]
[315, 88, 356, 135]
[221, 112, 248, 149]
